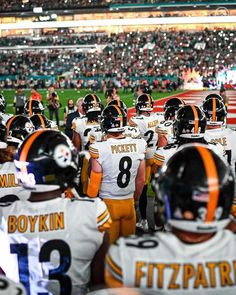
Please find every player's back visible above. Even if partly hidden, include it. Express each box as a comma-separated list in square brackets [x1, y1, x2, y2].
[90, 136, 146, 199]
[72, 116, 100, 150]
[106, 231, 236, 294]
[0, 161, 29, 200]
[0, 196, 108, 295]
[130, 113, 162, 159]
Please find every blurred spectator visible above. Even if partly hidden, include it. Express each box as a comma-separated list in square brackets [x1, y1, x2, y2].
[65, 98, 83, 139]
[29, 86, 42, 102]
[46, 86, 60, 126]
[64, 98, 77, 125]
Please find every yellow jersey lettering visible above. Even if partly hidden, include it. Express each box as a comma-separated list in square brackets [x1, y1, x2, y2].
[54, 212, 65, 230]
[0, 174, 18, 188]
[183, 264, 195, 289]
[8, 215, 17, 233]
[39, 214, 48, 232]
[219, 261, 234, 286]
[168, 263, 180, 289]
[111, 144, 137, 154]
[135, 261, 147, 287]
[147, 263, 154, 288]
[194, 263, 208, 289]
[210, 137, 227, 147]
[148, 120, 159, 128]
[18, 215, 27, 233]
[28, 215, 38, 232]
[156, 263, 166, 289]
[206, 262, 217, 288]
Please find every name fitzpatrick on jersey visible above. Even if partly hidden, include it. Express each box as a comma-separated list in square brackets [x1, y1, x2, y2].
[135, 260, 236, 289]
[111, 143, 137, 154]
[8, 212, 65, 233]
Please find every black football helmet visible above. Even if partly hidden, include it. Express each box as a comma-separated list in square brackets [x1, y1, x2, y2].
[135, 93, 154, 113]
[101, 105, 127, 133]
[204, 93, 223, 102]
[0, 94, 6, 113]
[82, 93, 103, 120]
[0, 116, 7, 148]
[163, 97, 185, 120]
[24, 100, 44, 116]
[108, 99, 127, 114]
[202, 97, 227, 126]
[152, 143, 235, 233]
[6, 115, 34, 146]
[14, 129, 78, 191]
[30, 114, 51, 130]
[173, 105, 206, 140]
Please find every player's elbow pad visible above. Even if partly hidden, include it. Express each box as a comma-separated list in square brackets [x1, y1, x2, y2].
[87, 171, 102, 198]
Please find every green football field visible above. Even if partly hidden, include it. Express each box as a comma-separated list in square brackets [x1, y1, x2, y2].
[2, 88, 184, 120]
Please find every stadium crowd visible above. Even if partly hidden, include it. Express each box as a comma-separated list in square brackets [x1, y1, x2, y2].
[0, 28, 235, 90]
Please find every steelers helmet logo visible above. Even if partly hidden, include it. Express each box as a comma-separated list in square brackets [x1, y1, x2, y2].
[25, 122, 34, 133]
[54, 144, 72, 168]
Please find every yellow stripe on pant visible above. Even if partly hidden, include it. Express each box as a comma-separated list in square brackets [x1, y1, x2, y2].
[103, 198, 136, 245]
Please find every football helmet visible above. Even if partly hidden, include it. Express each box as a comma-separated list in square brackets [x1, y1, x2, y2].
[14, 129, 78, 192]
[0, 116, 7, 149]
[202, 97, 227, 126]
[82, 93, 103, 120]
[0, 94, 6, 113]
[152, 143, 234, 233]
[163, 97, 185, 121]
[135, 93, 154, 113]
[108, 99, 127, 114]
[6, 115, 34, 146]
[30, 114, 51, 130]
[173, 105, 206, 140]
[24, 100, 44, 116]
[101, 105, 127, 133]
[204, 93, 223, 102]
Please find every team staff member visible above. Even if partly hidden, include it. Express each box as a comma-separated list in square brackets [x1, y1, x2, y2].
[0, 130, 111, 294]
[13, 86, 27, 114]
[105, 144, 236, 293]
[88, 105, 146, 244]
[64, 97, 83, 139]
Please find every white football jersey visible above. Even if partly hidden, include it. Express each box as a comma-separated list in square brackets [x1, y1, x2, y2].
[90, 137, 146, 199]
[0, 196, 111, 295]
[72, 116, 100, 150]
[0, 275, 26, 295]
[154, 141, 224, 167]
[106, 230, 236, 294]
[0, 162, 30, 201]
[130, 113, 163, 159]
[156, 120, 175, 144]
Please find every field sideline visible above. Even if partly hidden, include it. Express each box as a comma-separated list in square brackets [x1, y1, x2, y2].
[2, 89, 184, 120]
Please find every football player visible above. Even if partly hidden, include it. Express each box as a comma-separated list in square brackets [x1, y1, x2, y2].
[0, 129, 111, 294]
[72, 93, 103, 151]
[87, 105, 146, 244]
[0, 116, 30, 201]
[156, 97, 185, 147]
[30, 113, 58, 130]
[202, 97, 236, 175]
[24, 99, 45, 117]
[105, 144, 236, 293]
[129, 93, 163, 232]
[0, 94, 13, 123]
[153, 105, 224, 170]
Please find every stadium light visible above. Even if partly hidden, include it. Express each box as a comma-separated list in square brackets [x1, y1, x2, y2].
[0, 16, 236, 30]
